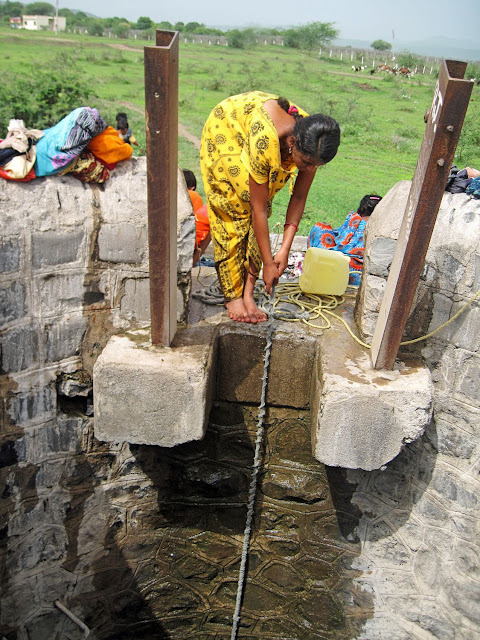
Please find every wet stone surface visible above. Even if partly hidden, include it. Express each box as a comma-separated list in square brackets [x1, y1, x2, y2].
[90, 403, 372, 640]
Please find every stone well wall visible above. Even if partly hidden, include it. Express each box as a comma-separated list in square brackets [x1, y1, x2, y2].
[1, 162, 367, 639]
[349, 182, 480, 639]
[2, 167, 480, 640]
[0, 159, 197, 638]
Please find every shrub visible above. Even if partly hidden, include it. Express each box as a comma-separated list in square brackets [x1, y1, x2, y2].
[0, 53, 96, 133]
[456, 113, 480, 164]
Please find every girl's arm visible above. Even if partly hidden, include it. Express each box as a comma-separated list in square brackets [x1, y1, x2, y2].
[275, 168, 317, 275]
[249, 175, 279, 294]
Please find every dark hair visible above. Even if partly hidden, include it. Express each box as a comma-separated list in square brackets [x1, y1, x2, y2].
[357, 194, 382, 216]
[183, 169, 197, 190]
[277, 97, 341, 164]
[116, 113, 129, 130]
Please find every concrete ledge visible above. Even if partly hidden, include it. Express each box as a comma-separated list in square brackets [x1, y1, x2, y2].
[93, 326, 216, 446]
[93, 311, 434, 470]
[311, 326, 434, 471]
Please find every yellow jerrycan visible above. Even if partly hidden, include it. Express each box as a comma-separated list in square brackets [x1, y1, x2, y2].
[299, 247, 350, 296]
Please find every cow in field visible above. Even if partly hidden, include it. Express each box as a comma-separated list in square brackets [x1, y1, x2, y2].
[377, 64, 394, 73]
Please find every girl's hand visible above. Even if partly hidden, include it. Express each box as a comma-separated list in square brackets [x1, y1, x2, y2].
[263, 261, 280, 294]
[274, 246, 289, 276]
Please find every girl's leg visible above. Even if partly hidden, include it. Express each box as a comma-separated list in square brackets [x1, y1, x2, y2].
[242, 261, 267, 323]
[225, 262, 266, 323]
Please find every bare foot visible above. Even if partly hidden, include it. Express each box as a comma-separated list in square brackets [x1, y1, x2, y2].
[225, 298, 251, 322]
[243, 270, 267, 323]
[245, 298, 267, 322]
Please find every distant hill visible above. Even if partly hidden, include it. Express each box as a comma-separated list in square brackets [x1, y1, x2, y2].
[333, 36, 480, 62]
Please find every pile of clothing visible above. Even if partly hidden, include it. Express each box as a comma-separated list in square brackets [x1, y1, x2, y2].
[0, 107, 133, 184]
[307, 212, 367, 286]
[445, 165, 475, 194]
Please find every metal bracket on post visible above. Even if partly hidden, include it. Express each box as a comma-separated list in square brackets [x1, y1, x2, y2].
[370, 59, 473, 370]
[144, 30, 179, 346]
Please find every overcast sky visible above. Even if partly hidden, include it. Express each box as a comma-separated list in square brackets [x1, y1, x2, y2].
[56, 0, 479, 44]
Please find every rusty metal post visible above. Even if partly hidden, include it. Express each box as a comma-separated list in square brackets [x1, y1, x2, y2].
[144, 30, 179, 346]
[370, 59, 473, 370]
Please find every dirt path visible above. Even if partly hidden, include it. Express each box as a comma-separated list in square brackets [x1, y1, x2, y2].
[27, 38, 202, 147]
[29, 35, 144, 52]
[118, 101, 201, 148]
[106, 42, 144, 53]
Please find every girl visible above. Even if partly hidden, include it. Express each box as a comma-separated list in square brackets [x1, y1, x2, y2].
[200, 91, 340, 323]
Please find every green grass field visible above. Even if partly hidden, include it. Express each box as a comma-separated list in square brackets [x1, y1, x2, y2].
[1, 27, 479, 230]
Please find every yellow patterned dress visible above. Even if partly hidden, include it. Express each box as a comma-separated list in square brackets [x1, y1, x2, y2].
[200, 91, 308, 301]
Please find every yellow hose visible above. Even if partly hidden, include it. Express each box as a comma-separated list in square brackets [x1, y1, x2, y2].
[269, 282, 480, 350]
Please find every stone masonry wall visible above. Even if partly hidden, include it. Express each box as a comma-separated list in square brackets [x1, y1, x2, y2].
[0, 159, 196, 638]
[2, 168, 480, 640]
[1, 162, 368, 640]
[350, 182, 480, 639]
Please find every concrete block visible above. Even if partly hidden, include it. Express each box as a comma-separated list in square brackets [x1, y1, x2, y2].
[0, 281, 26, 324]
[120, 277, 151, 323]
[6, 384, 57, 426]
[177, 167, 196, 274]
[355, 274, 385, 339]
[18, 417, 84, 463]
[429, 293, 480, 353]
[37, 272, 84, 318]
[32, 229, 84, 268]
[311, 327, 434, 470]
[45, 315, 88, 363]
[0, 239, 20, 273]
[1, 325, 39, 373]
[369, 237, 397, 277]
[456, 354, 480, 404]
[98, 223, 147, 264]
[93, 326, 217, 446]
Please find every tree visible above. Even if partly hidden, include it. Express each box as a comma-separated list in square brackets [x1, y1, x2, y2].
[284, 22, 338, 50]
[136, 16, 153, 30]
[0, 1, 24, 17]
[226, 28, 256, 49]
[88, 18, 104, 36]
[371, 39, 392, 51]
[185, 21, 202, 32]
[23, 2, 55, 15]
[302, 22, 338, 49]
[114, 20, 130, 38]
[69, 10, 88, 27]
[397, 49, 421, 68]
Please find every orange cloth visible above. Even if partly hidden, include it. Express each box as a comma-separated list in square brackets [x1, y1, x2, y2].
[86, 126, 132, 164]
[195, 204, 210, 247]
[189, 189, 203, 213]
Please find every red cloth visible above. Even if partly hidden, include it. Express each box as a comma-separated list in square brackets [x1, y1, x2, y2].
[0, 165, 36, 181]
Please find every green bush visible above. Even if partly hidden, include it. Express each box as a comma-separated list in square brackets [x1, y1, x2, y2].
[456, 113, 480, 164]
[0, 52, 96, 132]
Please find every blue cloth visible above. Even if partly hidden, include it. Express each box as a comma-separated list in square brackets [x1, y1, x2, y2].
[307, 212, 367, 286]
[466, 177, 480, 199]
[34, 107, 107, 177]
